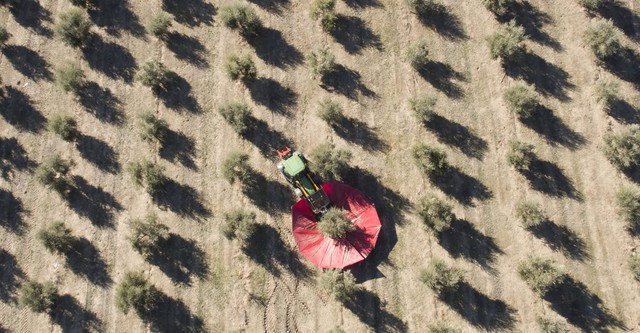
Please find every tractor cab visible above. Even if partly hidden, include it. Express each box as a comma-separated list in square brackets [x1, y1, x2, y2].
[277, 146, 330, 214]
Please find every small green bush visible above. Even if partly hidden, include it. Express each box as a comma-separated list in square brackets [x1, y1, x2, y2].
[219, 102, 253, 134]
[318, 269, 357, 303]
[410, 94, 437, 123]
[536, 317, 569, 333]
[148, 12, 172, 39]
[128, 214, 169, 257]
[138, 112, 168, 144]
[515, 201, 545, 228]
[407, 0, 438, 17]
[428, 322, 461, 333]
[603, 125, 640, 170]
[616, 186, 640, 228]
[310, 143, 352, 181]
[487, 20, 525, 62]
[55, 9, 92, 48]
[136, 60, 170, 91]
[504, 82, 539, 119]
[221, 152, 254, 185]
[307, 48, 337, 79]
[413, 142, 448, 176]
[225, 54, 257, 82]
[37, 221, 76, 255]
[482, 0, 514, 16]
[0, 26, 10, 45]
[517, 257, 564, 296]
[115, 271, 158, 315]
[222, 210, 257, 242]
[36, 155, 73, 197]
[19, 281, 57, 314]
[416, 196, 454, 232]
[55, 63, 85, 94]
[127, 160, 166, 195]
[317, 207, 355, 239]
[47, 114, 79, 142]
[219, 4, 263, 36]
[317, 98, 345, 127]
[407, 40, 429, 70]
[420, 259, 464, 293]
[629, 256, 640, 281]
[594, 78, 620, 110]
[584, 19, 622, 60]
[507, 140, 536, 170]
[311, 0, 337, 32]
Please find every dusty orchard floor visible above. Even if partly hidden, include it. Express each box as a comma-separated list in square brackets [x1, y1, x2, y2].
[0, 0, 639, 332]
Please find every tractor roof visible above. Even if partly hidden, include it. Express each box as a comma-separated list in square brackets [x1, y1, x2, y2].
[282, 153, 306, 177]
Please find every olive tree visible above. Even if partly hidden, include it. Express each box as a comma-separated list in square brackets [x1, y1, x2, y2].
[515, 201, 545, 228]
[410, 94, 437, 123]
[47, 114, 79, 142]
[584, 19, 622, 60]
[221, 209, 257, 242]
[219, 4, 263, 36]
[55, 63, 85, 94]
[413, 142, 448, 176]
[307, 47, 336, 79]
[36, 155, 73, 197]
[603, 125, 640, 171]
[310, 143, 352, 181]
[317, 207, 355, 239]
[37, 221, 76, 255]
[616, 186, 640, 228]
[221, 152, 255, 186]
[507, 140, 536, 171]
[407, 40, 430, 71]
[225, 54, 257, 83]
[219, 102, 253, 134]
[148, 12, 172, 40]
[487, 20, 525, 62]
[594, 78, 620, 111]
[317, 98, 345, 127]
[517, 256, 565, 296]
[19, 281, 57, 314]
[504, 82, 539, 119]
[115, 271, 158, 315]
[420, 259, 464, 294]
[318, 269, 357, 303]
[55, 9, 92, 48]
[127, 160, 166, 195]
[416, 196, 454, 232]
[138, 112, 168, 145]
[310, 0, 337, 32]
[136, 60, 171, 91]
[482, 0, 514, 16]
[128, 214, 169, 257]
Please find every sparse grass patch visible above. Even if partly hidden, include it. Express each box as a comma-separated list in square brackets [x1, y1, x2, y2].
[317, 207, 355, 239]
[222, 210, 257, 242]
[410, 94, 437, 123]
[515, 201, 545, 228]
[127, 160, 166, 195]
[37, 221, 75, 255]
[55, 63, 85, 94]
[507, 140, 536, 171]
[413, 142, 448, 176]
[487, 20, 525, 62]
[616, 186, 640, 228]
[407, 40, 429, 71]
[225, 54, 257, 83]
[218, 102, 253, 134]
[19, 281, 57, 314]
[420, 259, 464, 294]
[517, 257, 564, 296]
[219, 4, 263, 36]
[310, 0, 337, 32]
[603, 125, 640, 171]
[36, 155, 73, 197]
[307, 48, 336, 79]
[136, 60, 170, 91]
[584, 19, 622, 60]
[147, 12, 172, 40]
[138, 112, 168, 145]
[115, 271, 158, 315]
[416, 196, 454, 232]
[317, 98, 345, 127]
[318, 269, 357, 303]
[128, 214, 169, 257]
[47, 114, 79, 142]
[310, 143, 352, 181]
[55, 9, 92, 48]
[504, 82, 539, 119]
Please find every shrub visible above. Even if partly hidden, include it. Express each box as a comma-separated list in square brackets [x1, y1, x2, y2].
[0, 26, 10, 45]
[515, 201, 545, 228]
[136, 60, 170, 91]
[55, 63, 85, 93]
[487, 20, 525, 62]
[307, 48, 336, 79]
[219, 102, 253, 134]
[310, 0, 337, 32]
[138, 112, 168, 144]
[420, 259, 464, 293]
[482, 0, 514, 16]
[317, 207, 355, 239]
[221, 210, 257, 242]
[413, 142, 448, 176]
[603, 125, 640, 170]
[55, 9, 92, 48]
[507, 140, 536, 170]
[594, 78, 619, 110]
[219, 4, 263, 36]
[19, 281, 57, 313]
[578, 0, 610, 11]
[128, 214, 169, 257]
[317, 98, 345, 127]
[407, 40, 429, 70]
[127, 160, 166, 195]
[221, 152, 254, 185]
[504, 82, 538, 119]
[148, 12, 172, 39]
[536, 317, 569, 333]
[115, 271, 158, 315]
[410, 94, 437, 123]
[517, 257, 564, 296]
[584, 19, 622, 60]
[225, 54, 257, 82]
[407, 0, 438, 17]
[318, 269, 357, 302]
[616, 186, 640, 228]
[36, 155, 73, 196]
[416, 196, 454, 232]
[310, 143, 352, 181]
[47, 114, 79, 142]
[428, 322, 461, 333]
[37, 221, 75, 255]
[629, 256, 640, 281]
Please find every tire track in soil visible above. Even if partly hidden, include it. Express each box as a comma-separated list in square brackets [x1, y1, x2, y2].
[262, 278, 278, 333]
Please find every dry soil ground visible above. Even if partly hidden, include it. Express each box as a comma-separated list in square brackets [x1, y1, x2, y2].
[1, 0, 640, 332]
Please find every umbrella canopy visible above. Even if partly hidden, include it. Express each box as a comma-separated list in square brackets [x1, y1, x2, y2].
[291, 181, 381, 268]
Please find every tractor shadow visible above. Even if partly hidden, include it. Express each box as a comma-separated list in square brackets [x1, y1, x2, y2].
[65, 237, 112, 287]
[8, 0, 52, 37]
[82, 35, 137, 83]
[50, 294, 104, 333]
[0, 137, 36, 179]
[520, 159, 582, 201]
[330, 15, 383, 54]
[242, 117, 292, 160]
[499, 0, 561, 51]
[522, 105, 586, 150]
[417, 61, 466, 99]
[544, 277, 626, 332]
[2, 45, 53, 81]
[599, 2, 640, 43]
[152, 179, 211, 221]
[87, 0, 146, 38]
[342, 288, 407, 333]
[247, 77, 298, 116]
[162, 0, 215, 27]
[0, 188, 27, 235]
[248, 0, 290, 14]
[504, 52, 575, 101]
[77, 82, 126, 125]
[0, 249, 25, 304]
[0, 86, 46, 133]
[142, 291, 206, 333]
[147, 233, 209, 286]
[68, 176, 123, 228]
[166, 32, 209, 68]
[159, 129, 197, 170]
[429, 167, 493, 207]
[155, 72, 203, 114]
[321, 64, 377, 100]
[529, 220, 589, 261]
[439, 282, 517, 331]
[330, 116, 388, 153]
[438, 219, 503, 271]
[602, 48, 640, 89]
[606, 99, 640, 124]
[425, 114, 488, 159]
[415, 3, 467, 41]
[242, 170, 295, 214]
[76, 134, 121, 174]
[248, 27, 303, 69]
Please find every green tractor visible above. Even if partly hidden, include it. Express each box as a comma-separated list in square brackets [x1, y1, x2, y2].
[277, 146, 330, 214]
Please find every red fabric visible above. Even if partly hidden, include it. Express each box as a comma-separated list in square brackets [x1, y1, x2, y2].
[291, 181, 381, 268]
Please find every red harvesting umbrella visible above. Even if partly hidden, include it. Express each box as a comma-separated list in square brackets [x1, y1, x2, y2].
[291, 181, 381, 269]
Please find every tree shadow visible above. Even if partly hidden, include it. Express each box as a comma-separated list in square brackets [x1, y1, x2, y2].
[248, 0, 290, 14]
[76, 134, 121, 174]
[159, 129, 197, 170]
[242, 224, 313, 279]
[521, 159, 582, 201]
[0, 249, 25, 303]
[0, 188, 27, 235]
[247, 77, 297, 116]
[321, 64, 377, 100]
[544, 277, 626, 332]
[248, 27, 303, 69]
[87, 0, 145, 38]
[147, 233, 209, 286]
[499, 0, 561, 51]
[155, 72, 203, 114]
[439, 282, 517, 330]
[425, 114, 488, 159]
[521, 105, 586, 150]
[429, 167, 493, 207]
[166, 32, 208, 68]
[1, 45, 53, 81]
[0, 137, 36, 179]
[65, 237, 112, 287]
[417, 61, 466, 99]
[0, 86, 46, 133]
[241, 169, 295, 214]
[529, 220, 589, 261]
[241, 117, 292, 159]
[342, 288, 407, 333]
[76, 81, 125, 125]
[330, 116, 388, 152]
[415, 3, 467, 41]
[82, 35, 137, 83]
[504, 52, 575, 101]
[50, 294, 104, 333]
[439, 219, 502, 271]
[602, 48, 640, 89]
[8, 0, 52, 37]
[599, 2, 640, 43]
[330, 15, 383, 54]
[162, 0, 216, 27]
[343, 0, 383, 8]
[152, 179, 211, 221]
[607, 99, 640, 124]
[68, 175, 123, 228]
